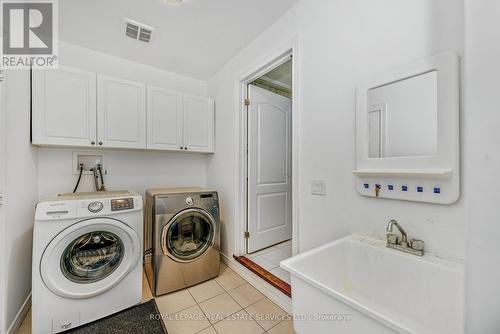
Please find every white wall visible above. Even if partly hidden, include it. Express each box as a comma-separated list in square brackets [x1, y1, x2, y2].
[0, 42, 211, 332]
[208, 0, 464, 261]
[38, 148, 208, 198]
[0, 66, 5, 334]
[37, 42, 210, 198]
[464, 1, 500, 332]
[1, 69, 39, 333]
[58, 41, 208, 96]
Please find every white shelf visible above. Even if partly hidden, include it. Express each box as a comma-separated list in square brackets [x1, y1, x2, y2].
[352, 169, 452, 178]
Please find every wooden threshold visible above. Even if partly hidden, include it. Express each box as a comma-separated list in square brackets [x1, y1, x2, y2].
[233, 255, 291, 298]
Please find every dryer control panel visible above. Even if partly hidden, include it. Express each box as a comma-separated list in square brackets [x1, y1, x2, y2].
[111, 198, 134, 211]
[200, 193, 216, 207]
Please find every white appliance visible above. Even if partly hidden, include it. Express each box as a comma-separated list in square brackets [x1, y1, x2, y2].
[32, 191, 143, 333]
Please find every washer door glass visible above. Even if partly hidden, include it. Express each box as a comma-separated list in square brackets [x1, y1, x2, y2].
[163, 209, 215, 262]
[40, 218, 141, 299]
[61, 231, 124, 284]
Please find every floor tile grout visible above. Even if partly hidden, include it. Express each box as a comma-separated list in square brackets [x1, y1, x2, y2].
[249, 240, 291, 254]
[208, 286, 243, 325]
[265, 317, 290, 333]
[20, 264, 291, 334]
[243, 243, 293, 286]
[192, 268, 246, 327]
[191, 266, 271, 332]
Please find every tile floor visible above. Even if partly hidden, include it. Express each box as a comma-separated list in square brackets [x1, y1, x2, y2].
[247, 240, 292, 284]
[17, 262, 294, 334]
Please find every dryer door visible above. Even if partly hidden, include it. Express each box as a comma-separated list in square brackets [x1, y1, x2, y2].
[161, 208, 216, 262]
[40, 218, 141, 299]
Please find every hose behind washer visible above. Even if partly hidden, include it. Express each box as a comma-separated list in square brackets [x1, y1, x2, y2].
[73, 165, 84, 193]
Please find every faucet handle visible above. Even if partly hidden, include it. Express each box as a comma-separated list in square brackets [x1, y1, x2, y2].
[387, 233, 399, 245]
[410, 239, 424, 251]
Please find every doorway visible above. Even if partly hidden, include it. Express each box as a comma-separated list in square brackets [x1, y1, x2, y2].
[246, 58, 293, 254]
[234, 53, 295, 296]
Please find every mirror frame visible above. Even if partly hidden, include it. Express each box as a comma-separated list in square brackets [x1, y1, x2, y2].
[354, 52, 460, 204]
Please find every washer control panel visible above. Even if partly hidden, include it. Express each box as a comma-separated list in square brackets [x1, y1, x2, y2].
[35, 193, 143, 221]
[111, 198, 134, 211]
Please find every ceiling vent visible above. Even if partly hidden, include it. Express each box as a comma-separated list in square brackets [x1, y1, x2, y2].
[125, 19, 154, 43]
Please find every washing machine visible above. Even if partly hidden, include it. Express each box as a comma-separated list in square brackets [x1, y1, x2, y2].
[144, 188, 220, 296]
[32, 191, 143, 334]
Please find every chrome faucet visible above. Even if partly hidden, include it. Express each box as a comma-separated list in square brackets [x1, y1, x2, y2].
[385, 219, 424, 256]
[386, 219, 408, 246]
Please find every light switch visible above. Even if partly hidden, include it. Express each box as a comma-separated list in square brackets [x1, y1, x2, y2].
[311, 180, 327, 196]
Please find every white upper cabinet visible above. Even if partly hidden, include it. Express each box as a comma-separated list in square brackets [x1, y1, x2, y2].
[147, 86, 183, 150]
[183, 94, 214, 153]
[97, 74, 147, 149]
[32, 66, 97, 147]
[31, 66, 214, 153]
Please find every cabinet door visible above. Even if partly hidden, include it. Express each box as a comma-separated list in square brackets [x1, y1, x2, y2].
[32, 66, 97, 147]
[146, 86, 183, 150]
[183, 94, 214, 153]
[97, 74, 146, 149]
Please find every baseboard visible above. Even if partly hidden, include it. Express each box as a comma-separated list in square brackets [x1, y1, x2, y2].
[220, 253, 292, 314]
[6, 293, 30, 334]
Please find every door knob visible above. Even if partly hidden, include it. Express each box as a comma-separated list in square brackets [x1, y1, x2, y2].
[91, 141, 95, 145]
[99, 141, 103, 146]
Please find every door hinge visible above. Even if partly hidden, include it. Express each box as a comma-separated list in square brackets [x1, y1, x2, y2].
[244, 98, 251, 106]
[244, 231, 250, 239]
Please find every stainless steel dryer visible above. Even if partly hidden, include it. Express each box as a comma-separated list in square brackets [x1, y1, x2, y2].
[144, 188, 220, 296]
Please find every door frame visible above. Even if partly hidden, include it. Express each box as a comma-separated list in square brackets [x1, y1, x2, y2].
[234, 39, 300, 257]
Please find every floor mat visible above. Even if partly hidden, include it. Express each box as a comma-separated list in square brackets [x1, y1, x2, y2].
[66, 300, 166, 334]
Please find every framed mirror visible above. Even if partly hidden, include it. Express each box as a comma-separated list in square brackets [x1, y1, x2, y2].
[354, 53, 460, 204]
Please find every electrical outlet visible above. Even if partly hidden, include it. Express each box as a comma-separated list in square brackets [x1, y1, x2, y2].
[72, 151, 106, 175]
[311, 180, 327, 196]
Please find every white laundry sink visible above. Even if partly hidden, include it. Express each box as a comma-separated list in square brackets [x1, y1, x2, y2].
[280, 234, 464, 334]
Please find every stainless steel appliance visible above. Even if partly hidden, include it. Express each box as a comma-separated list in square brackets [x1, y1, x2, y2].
[144, 188, 220, 296]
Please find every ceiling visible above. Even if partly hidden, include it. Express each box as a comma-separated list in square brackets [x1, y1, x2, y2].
[59, 0, 298, 80]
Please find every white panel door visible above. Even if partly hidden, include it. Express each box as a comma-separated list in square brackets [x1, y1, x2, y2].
[147, 86, 183, 150]
[32, 66, 97, 147]
[183, 94, 214, 153]
[247, 85, 292, 253]
[97, 74, 146, 149]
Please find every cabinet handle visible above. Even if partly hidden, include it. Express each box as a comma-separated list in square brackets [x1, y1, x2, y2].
[184, 147, 188, 151]
[99, 141, 103, 146]
[91, 141, 96, 145]
[180, 146, 184, 150]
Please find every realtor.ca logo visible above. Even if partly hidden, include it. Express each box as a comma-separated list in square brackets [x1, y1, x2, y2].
[1, 0, 58, 69]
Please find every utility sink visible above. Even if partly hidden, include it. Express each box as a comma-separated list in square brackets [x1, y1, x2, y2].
[280, 234, 464, 334]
